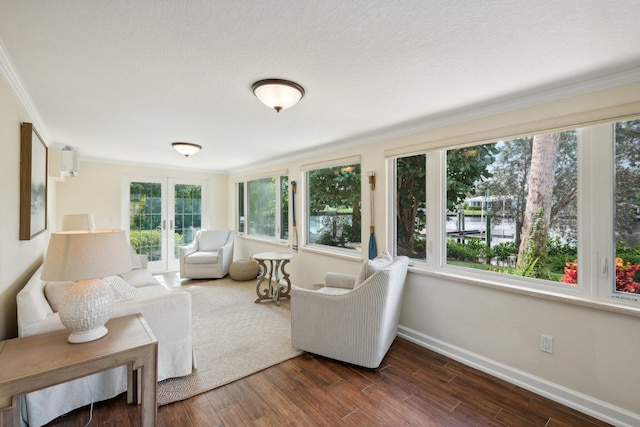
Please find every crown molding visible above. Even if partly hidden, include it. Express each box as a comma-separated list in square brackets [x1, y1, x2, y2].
[230, 65, 640, 174]
[0, 38, 49, 141]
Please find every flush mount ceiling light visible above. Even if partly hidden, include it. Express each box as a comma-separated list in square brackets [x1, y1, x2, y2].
[252, 79, 305, 112]
[172, 142, 202, 157]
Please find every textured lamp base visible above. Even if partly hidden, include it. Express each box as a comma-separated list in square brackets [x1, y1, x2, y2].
[59, 278, 115, 344]
[67, 326, 109, 343]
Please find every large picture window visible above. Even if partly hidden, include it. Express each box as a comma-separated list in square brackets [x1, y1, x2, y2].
[307, 162, 361, 251]
[390, 117, 640, 307]
[445, 131, 578, 284]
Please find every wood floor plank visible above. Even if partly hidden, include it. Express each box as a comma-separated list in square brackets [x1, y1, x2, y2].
[41, 336, 615, 427]
[179, 392, 223, 427]
[261, 362, 346, 425]
[215, 402, 254, 427]
[245, 371, 307, 423]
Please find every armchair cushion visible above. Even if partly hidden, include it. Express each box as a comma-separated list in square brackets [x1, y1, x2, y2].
[199, 230, 229, 251]
[324, 272, 357, 289]
[354, 250, 394, 287]
[184, 251, 219, 264]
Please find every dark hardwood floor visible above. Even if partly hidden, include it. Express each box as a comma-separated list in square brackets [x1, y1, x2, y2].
[42, 273, 613, 426]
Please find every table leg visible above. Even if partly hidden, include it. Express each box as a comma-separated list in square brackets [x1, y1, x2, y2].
[278, 259, 292, 299]
[140, 345, 158, 427]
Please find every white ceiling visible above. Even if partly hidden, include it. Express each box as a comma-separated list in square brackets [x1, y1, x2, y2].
[1, 1, 639, 173]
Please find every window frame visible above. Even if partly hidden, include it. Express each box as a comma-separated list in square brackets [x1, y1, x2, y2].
[302, 156, 363, 259]
[388, 118, 640, 310]
[235, 171, 289, 243]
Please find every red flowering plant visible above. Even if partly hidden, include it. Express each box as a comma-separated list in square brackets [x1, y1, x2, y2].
[559, 257, 640, 294]
[615, 257, 640, 294]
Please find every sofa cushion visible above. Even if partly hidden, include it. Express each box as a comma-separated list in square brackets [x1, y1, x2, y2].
[102, 275, 140, 301]
[354, 251, 394, 288]
[44, 281, 75, 312]
[129, 244, 142, 270]
[198, 230, 228, 251]
[120, 268, 160, 288]
[185, 251, 219, 264]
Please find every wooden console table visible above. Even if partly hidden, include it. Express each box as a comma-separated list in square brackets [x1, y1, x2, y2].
[0, 314, 158, 427]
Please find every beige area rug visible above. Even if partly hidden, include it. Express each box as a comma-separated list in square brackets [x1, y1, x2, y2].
[157, 278, 302, 405]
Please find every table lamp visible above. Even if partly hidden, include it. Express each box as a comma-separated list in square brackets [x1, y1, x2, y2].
[41, 230, 131, 343]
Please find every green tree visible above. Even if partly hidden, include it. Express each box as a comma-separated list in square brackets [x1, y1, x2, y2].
[308, 164, 361, 247]
[396, 155, 426, 257]
[447, 144, 499, 210]
[615, 119, 640, 247]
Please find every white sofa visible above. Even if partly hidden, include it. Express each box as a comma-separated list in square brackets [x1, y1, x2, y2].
[16, 254, 194, 427]
[291, 254, 409, 368]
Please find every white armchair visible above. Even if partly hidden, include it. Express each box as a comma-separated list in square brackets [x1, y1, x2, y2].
[291, 255, 409, 368]
[179, 229, 234, 279]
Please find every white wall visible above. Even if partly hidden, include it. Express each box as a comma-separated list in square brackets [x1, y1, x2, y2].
[55, 161, 228, 232]
[0, 73, 52, 340]
[228, 81, 640, 425]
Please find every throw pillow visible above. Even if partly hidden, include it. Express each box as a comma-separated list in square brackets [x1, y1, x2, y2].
[44, 281, 75, 312]
[129, 244, 142, 270]
[102, 275, 140, 302]
[354, 251, 394, 288]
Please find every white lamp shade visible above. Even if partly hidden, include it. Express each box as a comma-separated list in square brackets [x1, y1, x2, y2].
[62, 213, 96, 231]
[41, 230, 132, 281]
[252, 79, 304, 112]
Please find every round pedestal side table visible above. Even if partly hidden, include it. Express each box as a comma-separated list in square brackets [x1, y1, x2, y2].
[251, 252, 293, 305]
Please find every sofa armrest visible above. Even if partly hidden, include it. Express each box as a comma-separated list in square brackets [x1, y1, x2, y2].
[324, 272, 357, 289]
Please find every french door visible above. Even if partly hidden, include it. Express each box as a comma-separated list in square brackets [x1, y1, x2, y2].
[122, 177, 205, 273]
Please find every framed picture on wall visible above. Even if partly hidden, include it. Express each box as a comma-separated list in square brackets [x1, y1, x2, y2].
[19, 122, 48, 240]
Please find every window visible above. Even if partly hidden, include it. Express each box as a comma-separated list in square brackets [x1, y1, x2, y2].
[307, 162, 361, 251]
[237, 173, 288, 241]
[237, 182, 245, 233]
[389, 117, 640, 307]
[614, 119, 640, 297]
[395, 154, 426, 260]
[445, 132, 578, 285]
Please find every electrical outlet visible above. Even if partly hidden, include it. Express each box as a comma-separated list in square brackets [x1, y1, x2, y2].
[540, 335, 553, 354]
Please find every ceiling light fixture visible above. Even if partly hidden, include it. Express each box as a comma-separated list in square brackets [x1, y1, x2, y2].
[252, 79, 305, 112]
[172, 142, 202, 157]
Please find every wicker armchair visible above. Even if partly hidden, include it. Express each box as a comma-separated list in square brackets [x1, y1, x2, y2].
[291, 255, 409, 368]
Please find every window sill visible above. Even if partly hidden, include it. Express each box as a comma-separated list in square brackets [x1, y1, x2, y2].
[238, 234, 289, 247]
[409, 264, 640, 319]
[301, 244, 363, 263]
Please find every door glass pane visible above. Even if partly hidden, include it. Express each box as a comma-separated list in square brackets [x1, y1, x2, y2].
[614, 119, 640, 295]
[174, 184, 202, 258]
[129, 182, 162, 262]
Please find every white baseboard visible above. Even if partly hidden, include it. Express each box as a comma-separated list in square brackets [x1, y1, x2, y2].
[397, 325, 639, 427]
